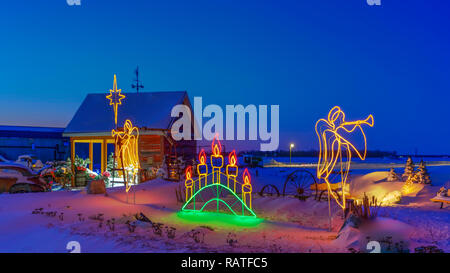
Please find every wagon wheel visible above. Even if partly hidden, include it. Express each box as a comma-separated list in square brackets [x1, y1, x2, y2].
[9, 183, 32, 194]
[283, 169, 317, 199]
[259, 184, 280, 197]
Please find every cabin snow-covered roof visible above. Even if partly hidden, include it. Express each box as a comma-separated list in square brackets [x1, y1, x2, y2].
[64, 91, 189, 136]
[0, 125, 66, 138]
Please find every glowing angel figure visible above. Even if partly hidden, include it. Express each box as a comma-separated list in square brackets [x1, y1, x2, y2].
[315, 106, 374, 209]
[112, 119, 140, 192]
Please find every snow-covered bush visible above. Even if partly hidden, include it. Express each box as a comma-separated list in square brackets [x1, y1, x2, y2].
[387, 168, 400, 182]
[381, 190, 402, 205]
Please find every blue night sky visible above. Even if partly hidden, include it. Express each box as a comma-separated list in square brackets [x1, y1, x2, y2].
[1, 0, 449, 154]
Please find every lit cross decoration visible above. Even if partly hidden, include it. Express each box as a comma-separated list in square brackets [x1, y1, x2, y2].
[106, 74, 126, 126]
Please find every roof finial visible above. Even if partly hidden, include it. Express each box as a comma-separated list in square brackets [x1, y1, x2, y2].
[131, 66, 144, 93]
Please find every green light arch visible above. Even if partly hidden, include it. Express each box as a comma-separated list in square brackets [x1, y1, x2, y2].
[181, 183, 257, 217]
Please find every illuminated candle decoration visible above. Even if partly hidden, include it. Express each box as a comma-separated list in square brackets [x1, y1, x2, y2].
[210, 134, 223, 184]
[242, 168, 252, 209]
[315, 106, 374, 210]
[185, 166, 194, 201]
[180, 135, 257, 219]
[106, 74, 126, 126]
[226, 150, 238, 191]
[112, 119, 140, 192]
[197, 149, 208, 188]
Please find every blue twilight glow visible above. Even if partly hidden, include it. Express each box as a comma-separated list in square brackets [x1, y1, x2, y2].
[0, 0, 449, 154]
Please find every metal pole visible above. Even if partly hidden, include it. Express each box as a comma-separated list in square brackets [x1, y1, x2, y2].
[289, 146, 292, 164]
[328, 189, 332, 232]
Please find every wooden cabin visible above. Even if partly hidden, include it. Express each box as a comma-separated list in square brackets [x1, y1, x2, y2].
[63, 91, 196, 183]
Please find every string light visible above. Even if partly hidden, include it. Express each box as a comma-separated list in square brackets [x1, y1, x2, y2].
[112, 119, 140, 192]
[181, 135, 257, 218]
[197, 149, 208, 188]
[242, 168, 252, 209]
[226, 150, 238, 191]
[106, 74, 126, 126]
[210, 133, 223, 184]
[315, 106, 374, 210]
[185, 166, 194, 201]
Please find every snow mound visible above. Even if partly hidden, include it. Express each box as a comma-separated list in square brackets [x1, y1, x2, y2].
[333, 217, 413, 252]
[349, 171, 424, 201]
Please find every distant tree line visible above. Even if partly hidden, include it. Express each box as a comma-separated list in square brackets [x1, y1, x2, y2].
[238, 149, 398, 158]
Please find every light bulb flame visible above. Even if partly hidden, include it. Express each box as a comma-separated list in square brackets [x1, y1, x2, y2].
[229, 150, 237, 166]
[243, 168, 251, 185]
[211, 134, 222, 156]
[199, 149, 206, 164]
[185, 166, 192, 180]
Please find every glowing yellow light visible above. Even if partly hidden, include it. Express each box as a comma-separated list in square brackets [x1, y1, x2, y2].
[210, 134, 223, 184]
[181, 135, 257, 218]
[112, 119, 140, 192]
[315, 106, 374, 210]
[401, 175, 415, 195]
[290, 143, 294, 148]
[197, 149, 208, 188]
[106, 74, 126, 125]
[242, 168, 252, 209]
[185, 166, 194, 201]
[226, 150, 239, 191]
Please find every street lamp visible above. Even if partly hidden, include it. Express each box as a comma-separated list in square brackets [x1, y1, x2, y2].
[289, 143, 294, 164]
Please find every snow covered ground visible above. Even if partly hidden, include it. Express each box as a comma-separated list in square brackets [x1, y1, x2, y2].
[0, 157, 448, 253]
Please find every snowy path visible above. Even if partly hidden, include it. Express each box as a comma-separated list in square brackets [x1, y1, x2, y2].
[0, 170, 449, 253]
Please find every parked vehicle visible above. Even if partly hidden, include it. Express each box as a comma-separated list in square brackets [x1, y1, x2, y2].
[0, 162, 50, 194]
[242, 154, 263, 168]
[0, 155, 10, 163]
[15, 154, 44, 170]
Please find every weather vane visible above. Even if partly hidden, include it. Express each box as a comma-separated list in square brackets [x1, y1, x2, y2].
[131, 66, 144, 93]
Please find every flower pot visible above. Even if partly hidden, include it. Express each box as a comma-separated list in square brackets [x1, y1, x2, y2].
[86, 179, 106, 194]
[75, 172, 87, 187]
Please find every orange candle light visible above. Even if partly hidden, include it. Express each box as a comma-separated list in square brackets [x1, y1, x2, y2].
[242, 168, 252, 209]
[197, 149, 208, 188]
[185, 166, 194, 201]
[210, 134, 223, 184]
[226, 150, 238, 192]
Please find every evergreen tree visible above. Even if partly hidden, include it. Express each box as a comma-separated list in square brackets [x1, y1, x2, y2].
[415, 160, 431, 184]
[387, 168, 400, 182]
[106, 153, 117, 178]
[403, 156, 415, 179]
